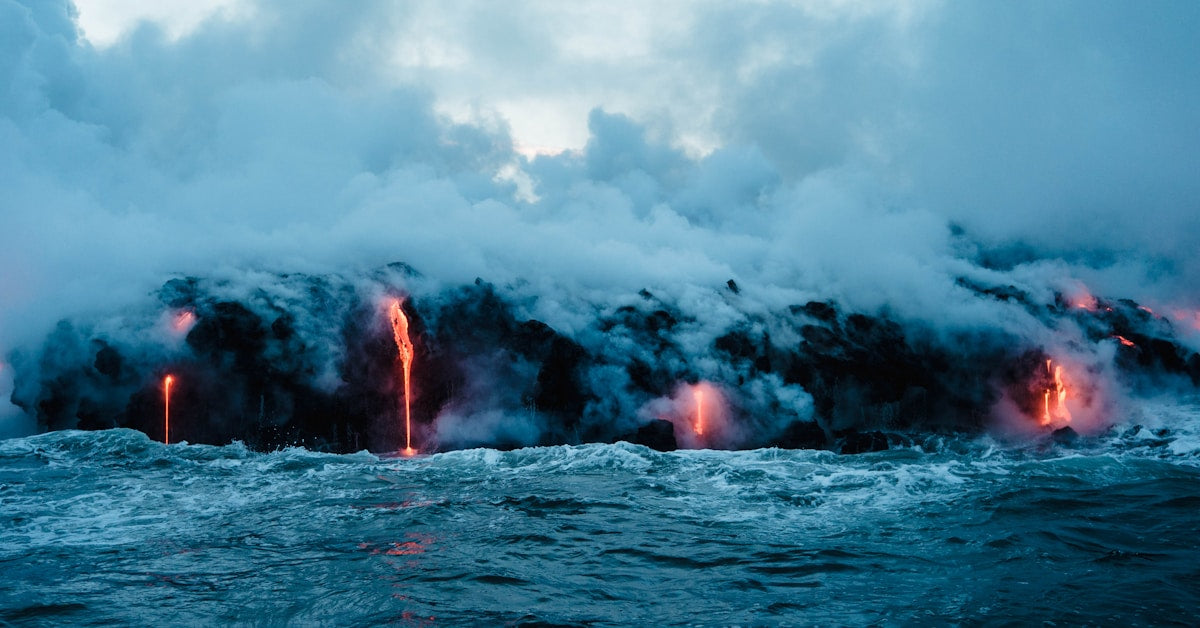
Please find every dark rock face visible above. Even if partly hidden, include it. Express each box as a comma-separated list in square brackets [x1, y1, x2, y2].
[1051, 425, 1080, 445]
[775, 420, 827, 450]
[769, 302, 1009, 434]
[534, 337, 589, 427]
[8, 267, 1200, 454]
[622, 418, 678, 452]
[837, 429, 891, 454]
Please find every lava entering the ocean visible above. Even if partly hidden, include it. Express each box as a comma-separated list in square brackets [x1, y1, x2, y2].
[1041, 359, 1071, 426]
[638, 381, 728, 449]
[163, 374, 174, 444]
[388, 299, 416, 456]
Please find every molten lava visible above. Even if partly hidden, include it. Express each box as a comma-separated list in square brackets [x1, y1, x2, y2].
[1114, 335, 1136, 348]
[1041, 360, 1071, 426]
[172, 309, 196, 333]
[1069, 286, 1098, 311]
[693, 387, 705, 435]
[163, 374, 174, 444]
[1170, 309, 1200, 332]
[388, 299, 416, 456]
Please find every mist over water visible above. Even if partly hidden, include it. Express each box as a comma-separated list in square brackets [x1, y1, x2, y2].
[2, 427, 1199, 625]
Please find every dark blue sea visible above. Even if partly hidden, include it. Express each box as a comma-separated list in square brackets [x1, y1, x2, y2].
[2, 412, 1199, 625]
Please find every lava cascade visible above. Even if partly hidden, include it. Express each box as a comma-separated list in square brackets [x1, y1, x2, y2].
[389, 299, 416, 456]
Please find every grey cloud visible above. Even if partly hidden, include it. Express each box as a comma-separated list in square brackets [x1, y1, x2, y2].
[2, 0, 1198, 441]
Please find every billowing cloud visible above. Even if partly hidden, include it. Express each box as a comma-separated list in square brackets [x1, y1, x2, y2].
[2, 0, 1198, 441]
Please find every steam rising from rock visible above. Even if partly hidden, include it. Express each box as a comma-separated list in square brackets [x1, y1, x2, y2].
[3, 1, 1199, 444]
[6, 266, 1199, 452]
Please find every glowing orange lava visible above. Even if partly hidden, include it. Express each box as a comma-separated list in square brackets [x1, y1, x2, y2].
[1041, 360, 1071, 426]
[693, 387, 705, 435]
[1170, 309, 1200, 332]
[163, 374, 174, 444]
[172, 310, 196, 333]
[1070, 288, 1098, 311]
[389, 299, 416, 456]
[1114, 335, 1136, 347]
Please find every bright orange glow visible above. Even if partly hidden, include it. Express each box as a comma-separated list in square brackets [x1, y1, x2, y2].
[1069, 287, 1098, 311]
[171, 310, 196, 333]
[693, 387, 705, 435]
[1170, 309, 1200, 332]
[1114, 335, 1136, 347]
[163, 374, 175, 444]
[388, 299, 416, 456]
[360, 532, 436, 557]
[1040, 360, 1071, 426]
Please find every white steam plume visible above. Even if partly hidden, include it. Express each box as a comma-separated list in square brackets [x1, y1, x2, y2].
[2, 0, 1199, 437]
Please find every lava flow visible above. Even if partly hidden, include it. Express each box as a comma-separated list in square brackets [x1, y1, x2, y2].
[388, 299, 416, 456]
[693, 387, 705, 435]
[1041, 360, 1071, 426]
[163, 374, 174, 444]
[172, 309, 196, 333]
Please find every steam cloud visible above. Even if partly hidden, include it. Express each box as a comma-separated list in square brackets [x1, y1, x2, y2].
[2, 0, 1199, 447]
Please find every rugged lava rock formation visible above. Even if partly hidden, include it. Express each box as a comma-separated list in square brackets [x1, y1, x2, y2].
[9, 267, 1200, 453]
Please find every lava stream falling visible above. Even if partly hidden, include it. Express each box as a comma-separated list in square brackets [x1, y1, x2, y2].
[172, 309, 196, 333]
[163, 374, 174, 444]
[389, 299, 416, 456]
[693, 387, 705, 435]
[1041, 360, 1071, 426]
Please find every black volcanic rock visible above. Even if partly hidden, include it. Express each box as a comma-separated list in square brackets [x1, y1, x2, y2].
[776, 420, 827, 450]
[955, 276, 1032, 306]
[187, 301, 268, 373]
[624, 419, 677, 452]
[1051, 425, 1079, 445]
[782, 302, 1005, 433]
[92, 342, 124, 381]
[534, 336, 590, 428]
[157, 276, 200, 308]
[715, 327, 762, 364]
[837, 429, 890, 454]
[11, 266, 1200, 454]
[794, 300, 838, 323]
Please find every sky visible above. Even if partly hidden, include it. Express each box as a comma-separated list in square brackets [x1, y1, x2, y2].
[3, 0, 1200, 434]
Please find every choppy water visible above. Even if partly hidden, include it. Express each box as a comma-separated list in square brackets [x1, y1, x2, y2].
[2, 415, 1200, 625]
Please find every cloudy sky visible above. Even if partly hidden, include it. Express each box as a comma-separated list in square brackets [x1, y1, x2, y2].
[3, 0, 1199, 428]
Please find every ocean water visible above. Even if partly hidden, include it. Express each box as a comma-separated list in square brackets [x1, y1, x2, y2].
[2, 415, 1199, 625]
